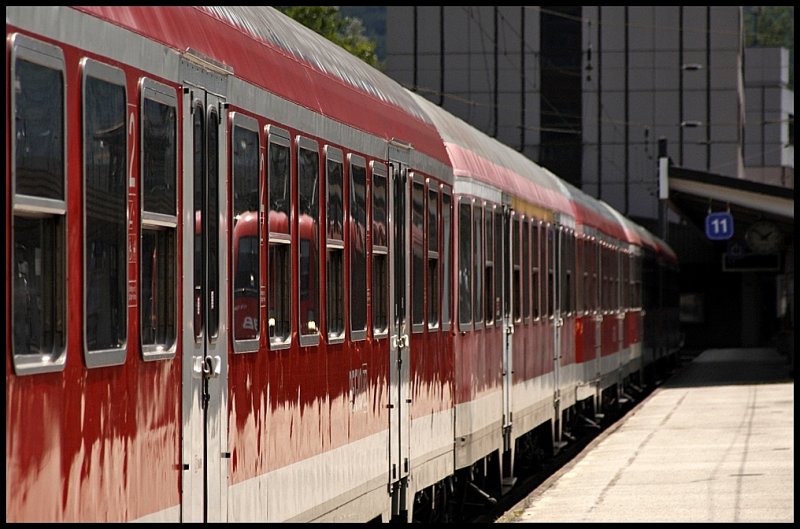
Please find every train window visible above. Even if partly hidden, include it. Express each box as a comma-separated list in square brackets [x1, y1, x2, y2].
[231, 113, 260, 352]
[10, 34, 67, 375]
[350, 155, 368, 341]
[546, 225, 554, 318]
[472, 204, 483, 329]
[326, 147, 344, 343]
[583, 239, 591, 312]
[522, 218, 530, 320]
[559, 228, 565, 314]
[267, 128, 292, 348]
[458, 199, 472, 330]
[564, 232, 572, 315]
[600, 245, 607, 312]
[591, 239, 598, 312]
[622, 251, 630, 310]
[583, 238, 590, 313]
[531, 220, 540, 320]
[633, 255, 642, 309]
[615, 247, 620, 311]
[297, 138, 320, 346]
[607, 245, 612, 311]
[493, 209, 503, 323]
[512, 216, 521, 322]
[82, 58, 128, 368]
[427, 184, 440, 329]
[586, 237, 599, 313]
[484, 205, 494, 326]
[576, 236, 584, 315]
[190, 102, 222, 343]
[371, 162, 388, 337]
[441, 190, 452, 330]
[140, 78, 178, 360]
[607, 246, 614, 311]
[412, 177, 425, 331]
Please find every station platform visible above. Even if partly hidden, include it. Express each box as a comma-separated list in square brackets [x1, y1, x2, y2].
[501, 348, 794, 523]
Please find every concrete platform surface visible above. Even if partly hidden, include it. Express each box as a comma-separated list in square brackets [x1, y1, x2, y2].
[502, 348, 794, 523]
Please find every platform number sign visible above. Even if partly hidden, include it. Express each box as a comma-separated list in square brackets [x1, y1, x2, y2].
[705, 211, 734, 240]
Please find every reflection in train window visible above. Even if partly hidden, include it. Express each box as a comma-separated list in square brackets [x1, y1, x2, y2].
[268, 135, 292, 347]
[326, 149, 344, 342]
[441, 191, 452, 330]
[83, 59, 127, 367]
[206, 106, 220, 340]
[458, 200, 472, 329]
[11, 34, 67, 374]
[140, 79, 177, 359]
[412, 179, 425, 330]
[484, 206, 493, 326]
[547, 225, 554, 317]
[350, 158, 367, 340]
[269, 135, 291, 234]
[298, 140, 320, 345]
[531, 220, 540, 320]
[232, 118, 260, 349]
[371, 163, 388, 336]
[513, 218, 521, 321]
[522, 219, 530, 320]
[493, 210, 503, 322]
[269, 243, 291, 344]
[427, 186, 439, 329]
[472, 205, 483, 328]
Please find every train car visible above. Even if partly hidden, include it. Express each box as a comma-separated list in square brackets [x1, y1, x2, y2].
[409, 94, 656, 506]
[6, 6, 680, 523]
[6, 5, 456, 522]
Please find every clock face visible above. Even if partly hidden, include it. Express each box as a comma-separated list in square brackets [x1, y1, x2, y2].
[745, 220, 781, 254]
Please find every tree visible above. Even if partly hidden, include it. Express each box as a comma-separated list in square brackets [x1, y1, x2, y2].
[276, 6, 382, 70]
[744, 6, 794, 88]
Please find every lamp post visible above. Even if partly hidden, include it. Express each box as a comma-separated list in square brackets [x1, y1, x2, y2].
[658, 137, 669, 241]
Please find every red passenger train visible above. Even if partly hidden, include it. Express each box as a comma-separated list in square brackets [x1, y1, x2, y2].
[6, 7, 681, 522]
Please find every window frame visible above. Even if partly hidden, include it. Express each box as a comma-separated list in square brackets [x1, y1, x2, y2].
[411, 173, 426, 333]
[458, 196, 473, 331]
[230, 111, 261, 353]
[522, 216, 531, 322]
[483, 203, 494, 327]
[426, 179, 440, 331]
[440, 187, 453, 332]
[140, 77, 179, 360]
[10, 33, 68, 375]
[472, 202, 483, 330]
[81, 57, 129, 369]
[296, 136, 320, 348]
[370, 161, 389, 338]
[324, 146, 345, 344]
[531, 218, 541, 321]
[267, 125, 292, 350]
[348, 153, 368, 342]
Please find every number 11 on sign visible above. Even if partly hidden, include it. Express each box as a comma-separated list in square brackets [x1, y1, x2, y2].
[705, 211, 733, 240]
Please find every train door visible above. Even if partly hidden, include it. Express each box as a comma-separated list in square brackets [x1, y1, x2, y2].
[592, 239, 602, 407]
[501, 207, 512, 437]
[549, 224, 563, 442]
[388, 146, 412, 516]
[180, 59, 229, 522]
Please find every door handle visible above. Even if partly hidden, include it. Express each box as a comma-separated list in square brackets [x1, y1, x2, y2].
[203, 355, 222, 378]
